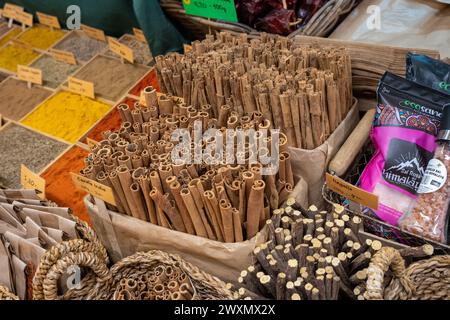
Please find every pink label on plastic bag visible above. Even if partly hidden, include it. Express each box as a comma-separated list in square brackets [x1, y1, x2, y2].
[360, 126, 437, 225]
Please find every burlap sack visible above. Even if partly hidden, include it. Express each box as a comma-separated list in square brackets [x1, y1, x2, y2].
[85, 196, 266, 283]
[290, 99, 359, 206]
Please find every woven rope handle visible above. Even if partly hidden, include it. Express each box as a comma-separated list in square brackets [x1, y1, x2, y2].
[42, 251, 111, 300]
[33, 239, 109, 300]
[365, 247, 414, 300]
[0, 285, 18, 300]
[72, 215, 109, 264]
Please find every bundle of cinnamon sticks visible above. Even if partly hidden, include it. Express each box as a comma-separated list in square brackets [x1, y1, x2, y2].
[113, 264, 194, 300]
[81, 89, 294, 243]
[154, 32, 352, 149]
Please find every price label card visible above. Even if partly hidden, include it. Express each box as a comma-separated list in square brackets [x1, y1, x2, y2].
[326, 173, 379, 210]
[108, 37, 134, 64]
[18, 65, 42, 85]
[133, 27, 146, 43]
[49, 48, 77, 65]
[16, 10, 33, 27]
[71, 173, 116, 206]
[86, 137, 99, 150]
[68, 76, 95, 99]
[36, 12, 61, 29]
[21, 165, 46, 199]
[3, 3, 23, 20]
[81, 24, 106, 42]
[182, 0, 238, 22]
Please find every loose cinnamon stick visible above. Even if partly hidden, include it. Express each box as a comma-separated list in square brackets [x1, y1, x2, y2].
[246, 180, 265, 239]
[169, 180, 195, 235]
[180, 188, 208, 237]
[220, 200, 235, 243]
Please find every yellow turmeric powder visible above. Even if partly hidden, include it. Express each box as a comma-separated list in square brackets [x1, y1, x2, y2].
[0, 44, 40, 72]
[21, 91, 111, 143]
[0, 27, 22, 47]
[17, 25, 65, 50]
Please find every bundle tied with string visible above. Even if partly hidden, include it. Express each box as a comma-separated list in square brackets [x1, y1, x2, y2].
[80, 91, 295, 243]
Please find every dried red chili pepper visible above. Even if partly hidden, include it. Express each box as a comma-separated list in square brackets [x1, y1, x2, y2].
[254, 8, 297, 35]
[297, 0, 327, 25]
[236, 0, 268, 26]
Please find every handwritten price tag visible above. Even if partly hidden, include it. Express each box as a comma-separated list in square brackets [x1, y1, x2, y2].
[21, 165, 46, 199]
[49, 48, 77, 65]
[108, 37, 134, 64]
[133, 28, 146, 43]
[16, 10, 33, 27]
[71, 173, 116, 206]
[36, 12, 61, 29]
[81, 24, 106, 42]
[18, 65, 42, 85]
[182, 0, 238, 22]
[326, 173, 379, 210]
[2, 3, 23, 20]
[68, 76, 95, 99]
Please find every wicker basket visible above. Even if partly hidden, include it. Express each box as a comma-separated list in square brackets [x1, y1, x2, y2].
[365, 247, 450, 300]
[160, 0, 359, 40]
[33, 236, 233, 300]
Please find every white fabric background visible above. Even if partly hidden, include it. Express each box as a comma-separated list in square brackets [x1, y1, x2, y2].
[330, 0, 450, 58]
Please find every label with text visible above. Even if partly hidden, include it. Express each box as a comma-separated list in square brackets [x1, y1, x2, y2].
[108, 37, 134, 64]
[18, 65, 42, 85]
[68, 77, 95, 99]
[36, 12, 61, 29]
[133, 28, 146, 43]
[326, 173, 379, 210]
[81, 24, 106, 42]
[21, 165, 46, 199]
[49, 48, 77, 65]
[71, 173, 116, 206]
[16, 10, 33, 26]
[86, 137, 99, 150]
[182, 0, 238, 22]
[3, 3, 23, 20]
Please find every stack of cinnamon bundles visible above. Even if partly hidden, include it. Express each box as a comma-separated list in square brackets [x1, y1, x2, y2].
[155, 32, 353, 149]
[81, 92, 295, 243]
